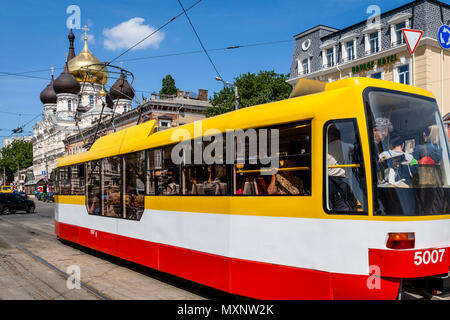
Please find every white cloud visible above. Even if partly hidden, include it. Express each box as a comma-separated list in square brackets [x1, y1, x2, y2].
[102, 17, 164, 51]
[79, 33, 95, 44]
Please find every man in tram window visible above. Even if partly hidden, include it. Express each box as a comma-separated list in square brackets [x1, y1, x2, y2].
[373, 117, 393, 155]
[373, 117, 393, 183]
[327, 124, 355, 211]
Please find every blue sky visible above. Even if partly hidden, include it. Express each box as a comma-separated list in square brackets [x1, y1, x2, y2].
[0, 0, 423, 145]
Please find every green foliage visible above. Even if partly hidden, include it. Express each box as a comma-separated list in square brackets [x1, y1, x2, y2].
[205, 70, 292, 117]
[160, 74, 178, 95]
[0, 140, 33, 182]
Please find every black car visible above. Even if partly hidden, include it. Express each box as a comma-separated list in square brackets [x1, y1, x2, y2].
[0, 193, 35, 214]
[16, 191, 28, 199]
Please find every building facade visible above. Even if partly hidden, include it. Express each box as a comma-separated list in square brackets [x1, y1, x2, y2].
[288, 0, 450, 136]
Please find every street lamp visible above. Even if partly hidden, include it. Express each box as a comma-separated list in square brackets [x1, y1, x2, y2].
[215, 77, 239, 111]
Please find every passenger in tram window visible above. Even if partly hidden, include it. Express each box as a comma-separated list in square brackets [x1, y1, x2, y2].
[378, 133, 414, 187]
[413, 125, 442, 165]
[267, 158, 305, 195]
[327, 125, 355, 211]
[88, 194, 101, 215]
[373, 117, 393, 155]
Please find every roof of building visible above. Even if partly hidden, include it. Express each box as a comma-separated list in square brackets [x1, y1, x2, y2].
[110, 72, 135, 101]
[53, 62, 81, 95]
[40, 75, 57, 104]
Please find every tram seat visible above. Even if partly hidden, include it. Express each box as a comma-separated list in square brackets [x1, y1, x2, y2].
[215, 183, 227, 195]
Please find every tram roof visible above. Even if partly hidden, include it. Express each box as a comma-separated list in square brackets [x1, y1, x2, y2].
[57, 77, 434, 167]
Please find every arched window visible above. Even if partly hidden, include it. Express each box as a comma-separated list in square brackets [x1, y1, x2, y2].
[89, 95, 94, 107]
[68, 100, 72, 111]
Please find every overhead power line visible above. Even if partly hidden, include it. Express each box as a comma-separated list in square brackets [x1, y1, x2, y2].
[177, 0, 223, 80]
[0, 39, 295, 80]
[107, 0, 203, 65]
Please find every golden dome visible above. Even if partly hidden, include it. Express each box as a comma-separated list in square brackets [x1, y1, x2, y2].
[68, 36, 109, 85]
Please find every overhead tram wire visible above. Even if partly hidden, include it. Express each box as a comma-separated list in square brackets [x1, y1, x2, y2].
[177, 0, 223, 80]
[0, 39, 295, 80]
[106, 0, 203, 66]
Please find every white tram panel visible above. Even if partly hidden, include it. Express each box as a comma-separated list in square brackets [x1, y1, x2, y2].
[56, 204, 450, 276]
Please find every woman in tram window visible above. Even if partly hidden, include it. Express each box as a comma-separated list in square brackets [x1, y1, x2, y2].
[413, 125, 442, 165]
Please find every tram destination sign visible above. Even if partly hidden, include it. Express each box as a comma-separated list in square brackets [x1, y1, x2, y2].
[352, 54, 398, 74]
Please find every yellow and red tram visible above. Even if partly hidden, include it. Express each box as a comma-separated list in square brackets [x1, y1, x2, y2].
[54, 78, 450, 299]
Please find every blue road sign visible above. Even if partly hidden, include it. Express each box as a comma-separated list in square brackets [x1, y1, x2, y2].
[438, 25, 450, 50]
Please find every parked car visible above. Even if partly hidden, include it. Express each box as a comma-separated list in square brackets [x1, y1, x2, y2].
[0, 185, 13, 193]
[16, 191, 28, 199]
[43, 192, 55, 202]
[0, 193, 35, 214]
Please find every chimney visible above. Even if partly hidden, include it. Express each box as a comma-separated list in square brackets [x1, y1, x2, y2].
[198, 89, 208, 101]
[177, 90, 184, 99]
[184, 91, 190, 99]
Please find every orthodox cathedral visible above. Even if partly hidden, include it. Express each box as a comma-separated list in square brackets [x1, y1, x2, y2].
[33, 29, 135, 184]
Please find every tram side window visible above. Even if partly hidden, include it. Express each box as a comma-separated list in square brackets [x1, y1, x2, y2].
[59, 167, 71, 195]
[86, 160, 102, 215]
[147, 147, 181, 196]
[234, 122, 312, 196]
[324, 119, 368, 214]
[103, 157, 122, 218]
[70, 164, 85, 195]
[183, 165, 228, 195]
[124, 152, 146, 220]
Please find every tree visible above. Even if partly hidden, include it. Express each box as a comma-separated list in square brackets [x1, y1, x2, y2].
[205, 71, 292, 117]
[160, 74, 178, 95]
[0, 140, 33, 182]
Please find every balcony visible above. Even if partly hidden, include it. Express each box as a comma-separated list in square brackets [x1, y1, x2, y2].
[391, 38, 406, 48]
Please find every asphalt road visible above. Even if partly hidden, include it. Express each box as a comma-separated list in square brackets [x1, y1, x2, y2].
[0, 199, 229, 300]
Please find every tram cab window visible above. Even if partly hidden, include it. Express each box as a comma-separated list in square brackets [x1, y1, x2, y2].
[324, 119, 368, 214]
[365, 89, 450, 216]
[87, 160, 102, 215]
[124, 152, 146, 220]
[234, 122, 311, 196]
[102, 157, 122, 218]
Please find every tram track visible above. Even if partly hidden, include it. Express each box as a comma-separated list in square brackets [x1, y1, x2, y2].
[0, 233, 109, 300]
[0, 215, 110, 300]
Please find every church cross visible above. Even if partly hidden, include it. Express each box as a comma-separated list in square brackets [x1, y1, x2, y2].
[82, 25, 90, 40]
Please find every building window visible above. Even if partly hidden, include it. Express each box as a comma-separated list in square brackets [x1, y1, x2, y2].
[302, 58, 309, 74]
[370, 72, 382, 80]
[395, 22, 406, 45]
[160, 120, 171, 128]
[397, 65, 410, 85]
[326, 48, 334, 67]
[346, 41, 355, 61]
[369, 32, 379, 54]
[68, 100, 72, 111]
[89, 95, 94, 108]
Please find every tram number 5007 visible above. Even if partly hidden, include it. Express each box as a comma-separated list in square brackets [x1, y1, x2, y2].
[414, 249, 446, 266]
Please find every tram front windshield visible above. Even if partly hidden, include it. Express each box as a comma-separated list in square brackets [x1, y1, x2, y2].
[365, 89, 450, 216]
